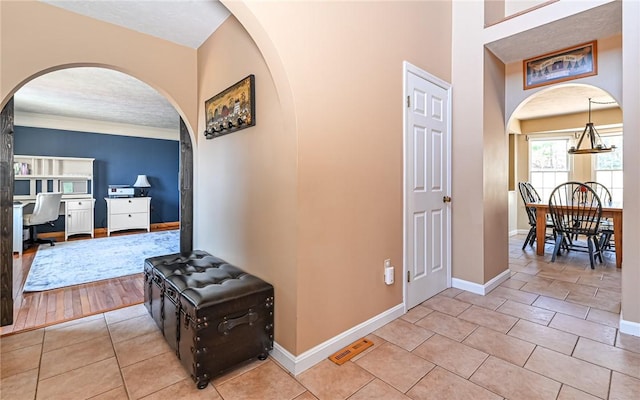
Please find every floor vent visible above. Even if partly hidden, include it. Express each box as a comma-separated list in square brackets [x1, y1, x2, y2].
[329, 338, 374, 365]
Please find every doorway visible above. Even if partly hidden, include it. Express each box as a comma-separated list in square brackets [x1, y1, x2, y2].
[0, 68, 194, 330]
[403, 62, 452, 310]
[507, 84, 622, 245]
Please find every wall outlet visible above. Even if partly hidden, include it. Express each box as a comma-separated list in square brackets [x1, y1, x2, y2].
[384, 259, 394, 285]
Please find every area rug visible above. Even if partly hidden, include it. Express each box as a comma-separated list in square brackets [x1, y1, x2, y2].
[23, 230, 179, 292]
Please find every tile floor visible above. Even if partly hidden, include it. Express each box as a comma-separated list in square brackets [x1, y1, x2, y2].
[1, 235, 639, 399]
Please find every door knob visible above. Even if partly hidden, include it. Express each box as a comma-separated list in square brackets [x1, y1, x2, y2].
[443, 196, 452, 203]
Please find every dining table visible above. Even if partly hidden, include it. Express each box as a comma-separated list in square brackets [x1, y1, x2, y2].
[525, 201, 623, 268]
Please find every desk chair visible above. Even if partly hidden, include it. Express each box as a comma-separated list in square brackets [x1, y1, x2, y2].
[23, 192, 63, 248]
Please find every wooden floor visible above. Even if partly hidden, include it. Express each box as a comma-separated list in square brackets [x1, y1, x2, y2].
[0, 224, 177, 336]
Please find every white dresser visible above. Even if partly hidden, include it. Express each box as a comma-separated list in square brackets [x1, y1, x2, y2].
[105, 197, 151, 236]
[65, 199, 95, 240]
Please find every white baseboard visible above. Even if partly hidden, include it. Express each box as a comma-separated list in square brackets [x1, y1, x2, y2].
[620, 315, 640, 337]
[269, 303, 404, 376]
[509, 229, 519, 237]
[451, 269, 511, 295]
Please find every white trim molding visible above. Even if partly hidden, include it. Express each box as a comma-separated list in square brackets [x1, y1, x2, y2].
[15, 111, 179, 141]
[620, 315, 640, 337]
[269, 303, 404, 376]
[451, 269, 511, 295]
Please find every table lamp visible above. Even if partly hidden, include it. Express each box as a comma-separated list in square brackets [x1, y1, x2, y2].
[133, 174, 151, 197]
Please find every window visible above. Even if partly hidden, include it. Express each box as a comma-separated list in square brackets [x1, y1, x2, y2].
[529, 138, 570, 201]
[594, 134, 623, 201]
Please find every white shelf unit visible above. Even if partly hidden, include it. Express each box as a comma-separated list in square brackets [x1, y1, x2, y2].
[13, 155, 94, 201]
[13, 155, 96, 241]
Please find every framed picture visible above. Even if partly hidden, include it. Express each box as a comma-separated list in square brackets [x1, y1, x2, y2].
[204, 74, 255, 139]
[523, 41, 597, 90]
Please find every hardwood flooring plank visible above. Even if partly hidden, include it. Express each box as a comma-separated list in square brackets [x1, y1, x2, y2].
[23, 293, 40, 329]
[34, 293, 48, 326]
[12, 295, 31, 331]
[63, 287, 74, 319]
[79, 286, 91, 315]
[72, 287, 82, 317]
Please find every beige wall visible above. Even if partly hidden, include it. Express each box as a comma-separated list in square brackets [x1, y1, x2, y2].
[505, 35, 623, 123]
[485, 0, 506, 26]
[504, 0, 553, 17]
[195, 16, 298, 352]
[1, 0, 452, 357]
[485, 0, 557, 27]
[621, 0, 640, 327]
[515, 134, 529, 230]
[225, 0, 452, 353]
[4, 0, 637, 358]
[483, 49, 509, 281]
[452, 0, 487, 284]
[520, 108, 622, 134]
[0, 1, 198, 132]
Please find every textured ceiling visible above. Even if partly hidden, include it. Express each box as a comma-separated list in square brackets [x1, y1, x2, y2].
[15, 68, 180, 130]
[41, 0, 230, 48]
[485, 1, 621, 64]
[514, 84, 617, 120]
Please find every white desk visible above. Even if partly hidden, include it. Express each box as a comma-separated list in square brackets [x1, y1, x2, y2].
[64, 198, 95, 240]
[13, 203, 26, 255]
[13, 197, 96, 250]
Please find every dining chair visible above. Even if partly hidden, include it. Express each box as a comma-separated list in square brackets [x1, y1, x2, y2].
[583, 181, 614, 251]
[548, 182, 603, 269]
[518, 182, 554, 250]
[583, 181, 612, 203]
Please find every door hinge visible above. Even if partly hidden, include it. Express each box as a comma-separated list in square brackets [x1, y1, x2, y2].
[407, 271, 410, 282]
[406, 95, 410, 108]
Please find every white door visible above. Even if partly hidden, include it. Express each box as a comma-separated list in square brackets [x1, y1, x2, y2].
[404, 62, 451, 310]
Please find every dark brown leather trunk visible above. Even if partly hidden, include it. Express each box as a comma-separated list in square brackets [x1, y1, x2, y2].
[143, 251, 274, 389]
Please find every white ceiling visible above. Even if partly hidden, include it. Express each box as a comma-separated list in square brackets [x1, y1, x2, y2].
[485, 2, 621, 64]
[16, 67, 180, 130]
[41, 0, 230, 48]
[514, 84, 617, 120]
[14, 1, 621, 135]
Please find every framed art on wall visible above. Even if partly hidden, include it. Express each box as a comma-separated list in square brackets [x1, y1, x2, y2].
[203, 74, 255, 139]
[523, 41, 597, 90]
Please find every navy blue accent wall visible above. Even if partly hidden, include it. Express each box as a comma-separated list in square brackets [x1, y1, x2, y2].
[14, 126, 179, 232]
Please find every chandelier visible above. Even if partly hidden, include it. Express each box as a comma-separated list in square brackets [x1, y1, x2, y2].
[568, 98, 616, 155]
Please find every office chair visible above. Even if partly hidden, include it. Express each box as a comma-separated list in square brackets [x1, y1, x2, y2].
[23, 192, 63, 247]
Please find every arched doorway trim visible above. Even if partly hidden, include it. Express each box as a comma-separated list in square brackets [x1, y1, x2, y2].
[0, 65, 195, 327]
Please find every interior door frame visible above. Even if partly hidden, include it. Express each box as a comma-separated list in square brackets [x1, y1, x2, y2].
[1, 98, 15, 326]
[0, 97, 194, 327]
[402, 61, 452, 311]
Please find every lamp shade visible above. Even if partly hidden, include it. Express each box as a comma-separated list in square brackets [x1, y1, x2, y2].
[133, 174, 151, 188]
